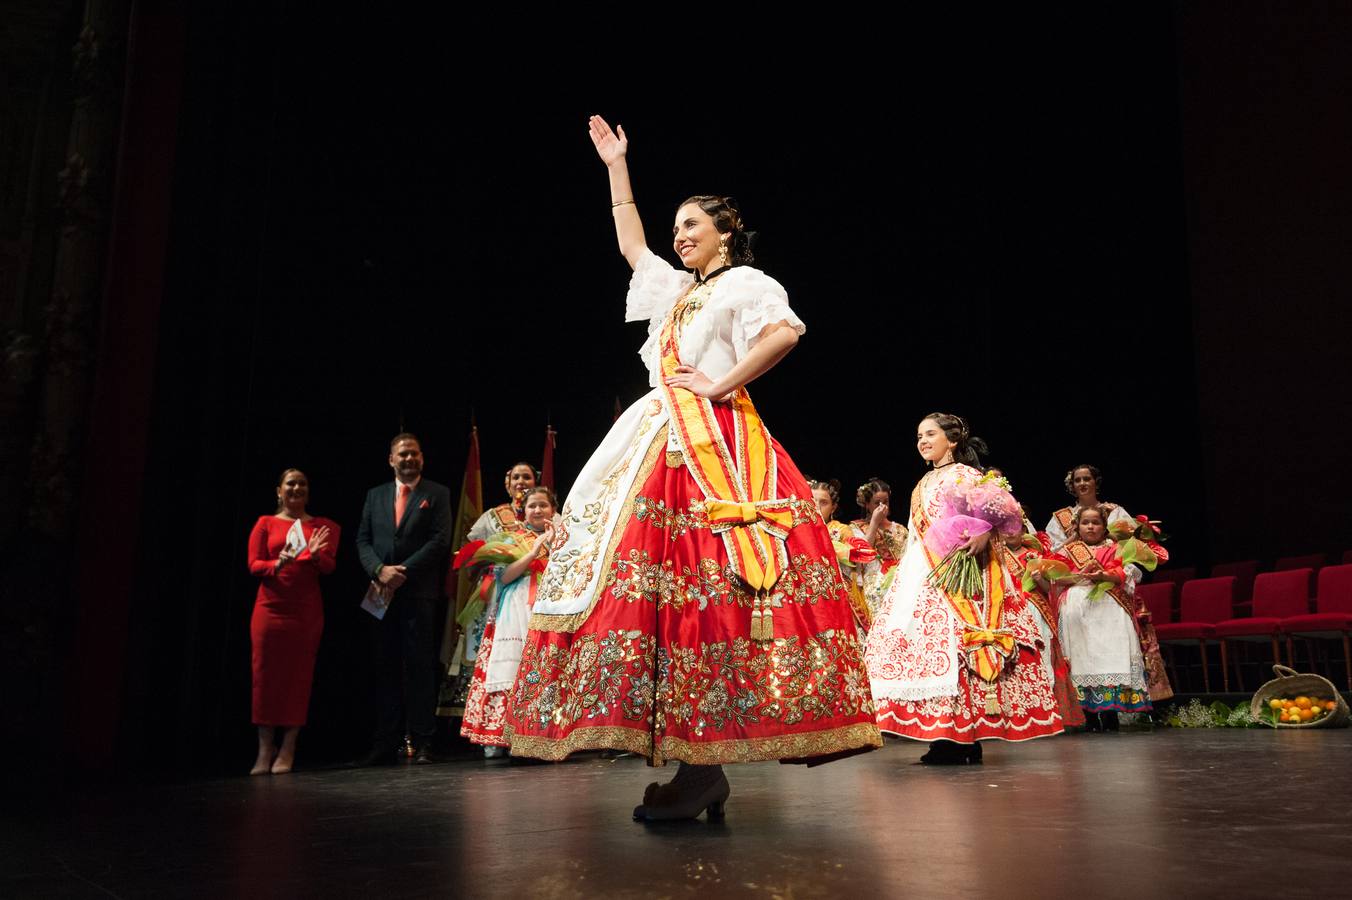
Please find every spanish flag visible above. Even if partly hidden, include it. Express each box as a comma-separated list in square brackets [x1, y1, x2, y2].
[438, 426, 483, 711]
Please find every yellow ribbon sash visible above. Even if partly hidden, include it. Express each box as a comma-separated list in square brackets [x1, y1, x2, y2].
[658, 284, 789, 640]
[915, 503, 1014, 713]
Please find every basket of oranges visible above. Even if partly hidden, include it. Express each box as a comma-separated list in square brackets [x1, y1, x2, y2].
[1250, 665, 1350, 728]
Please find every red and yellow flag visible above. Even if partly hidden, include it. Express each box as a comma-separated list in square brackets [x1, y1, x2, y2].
[440, 426, 483, 665]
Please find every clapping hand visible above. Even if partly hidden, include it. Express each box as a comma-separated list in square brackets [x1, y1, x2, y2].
[533, 525, 555, 560]
[589, 115, 627, 167]
[306, 525, 331, 558]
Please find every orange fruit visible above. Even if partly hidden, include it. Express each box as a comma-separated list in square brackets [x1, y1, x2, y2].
[1299, 708, 1315, 721]
[1295, 697, 1311, 710]
[1325, 701, 1337, 711]
[1279, 712, 1291, 722]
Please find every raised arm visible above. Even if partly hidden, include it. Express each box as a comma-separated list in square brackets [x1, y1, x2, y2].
[590, 115, 647, 269]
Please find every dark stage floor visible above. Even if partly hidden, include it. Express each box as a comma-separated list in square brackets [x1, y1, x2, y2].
[6, 729, 1350, 898]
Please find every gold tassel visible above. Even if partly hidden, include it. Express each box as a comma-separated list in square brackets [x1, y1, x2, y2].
[750, 592, 775, 642]
[984, 682, 999, 716]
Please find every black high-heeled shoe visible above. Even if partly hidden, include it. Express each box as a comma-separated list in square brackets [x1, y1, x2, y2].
[919, 740, 983, 765]
[633, 765, 730, 821]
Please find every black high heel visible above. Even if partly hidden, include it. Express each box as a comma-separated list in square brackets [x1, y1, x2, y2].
[920, 740, 983, 765]
[633, 766, 730, 821]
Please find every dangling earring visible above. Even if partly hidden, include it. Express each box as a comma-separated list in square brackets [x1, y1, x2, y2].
[719, 238, 729, 266]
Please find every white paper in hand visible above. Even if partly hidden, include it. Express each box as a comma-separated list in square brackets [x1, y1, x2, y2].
[361, 581, 392, 620]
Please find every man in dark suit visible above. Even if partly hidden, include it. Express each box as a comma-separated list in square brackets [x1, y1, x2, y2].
[355, 432, 452, 765]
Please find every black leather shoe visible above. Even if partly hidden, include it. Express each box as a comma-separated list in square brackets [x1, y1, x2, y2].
[352, 748, 400, 768]
[413, 745, 437, 765]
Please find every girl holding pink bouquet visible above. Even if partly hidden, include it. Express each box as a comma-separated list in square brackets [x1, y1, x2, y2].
[865, 414, 1063, 765]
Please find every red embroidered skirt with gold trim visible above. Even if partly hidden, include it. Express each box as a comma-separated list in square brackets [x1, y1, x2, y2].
[460, 623, 509, 747]
[505, 404, 882, 765]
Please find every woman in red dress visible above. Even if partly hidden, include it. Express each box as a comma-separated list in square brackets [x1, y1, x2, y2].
[504, 117, 880, 820]
[246, 468, 338, 774]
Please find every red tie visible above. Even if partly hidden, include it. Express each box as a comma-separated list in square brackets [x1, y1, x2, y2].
[395, 483, 412, 526]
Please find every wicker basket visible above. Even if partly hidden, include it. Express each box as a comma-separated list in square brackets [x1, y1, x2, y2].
[1250, 665, 1350, 728]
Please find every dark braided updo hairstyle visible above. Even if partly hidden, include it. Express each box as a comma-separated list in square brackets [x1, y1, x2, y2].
[1064, 464, 1103, 498]
[921, 412, 990, 469]
[808, 478, 842, 505]
[679, 195, 756, 265]
[856, 477, 891, 512]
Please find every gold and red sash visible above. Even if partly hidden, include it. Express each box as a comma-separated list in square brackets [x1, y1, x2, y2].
[1062, 540, 1136, 619]
[914, 503, 1014, 711]
[658, 284, 789, 640]
[489, 503, 524, 532]
[1055, 503, 1119, 538]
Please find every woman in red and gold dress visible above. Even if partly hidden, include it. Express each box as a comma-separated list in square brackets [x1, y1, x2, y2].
[246, 468, 338, 774]
[504, 116, 881, 820]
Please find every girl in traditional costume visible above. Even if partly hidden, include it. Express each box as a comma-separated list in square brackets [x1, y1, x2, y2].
[996, 525, 1085, 729]
[459, 487, 557, 756]
[810, 478, 876, 633]
[865, 414, 1063, 764]
[444, 463, 539, 715]
[850, 478, 908, 613]
[1046, 464, 1132, 552]
[503, 116, 881, 819]
[1055, 505, 1151, 730]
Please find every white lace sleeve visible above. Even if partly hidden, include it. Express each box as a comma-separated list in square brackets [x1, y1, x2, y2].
[1107, 505, 1133, 528]
[626, 249, 691, 377]
[722, 268, 806, 360]
[625, 248, 689, 324]
[1045, 516, 1068, 551]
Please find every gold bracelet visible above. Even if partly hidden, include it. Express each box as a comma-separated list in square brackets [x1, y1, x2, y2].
[611, 199, 635, 209]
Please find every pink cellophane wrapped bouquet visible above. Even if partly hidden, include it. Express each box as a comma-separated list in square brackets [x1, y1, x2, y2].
[925, 472, 1024, 599]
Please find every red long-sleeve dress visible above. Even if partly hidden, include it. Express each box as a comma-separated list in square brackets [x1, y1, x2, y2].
[247, 515, 339, 726]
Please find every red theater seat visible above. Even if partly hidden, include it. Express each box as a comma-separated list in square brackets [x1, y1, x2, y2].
[1281, 564, 1352, 690]
[1275, 554, 1325, 594]
[1137, 582, 1175, 625]
[1215, 569, 1313, 690]
[1211, 560, 1259, 604]
[1156, 577, 1235, 692]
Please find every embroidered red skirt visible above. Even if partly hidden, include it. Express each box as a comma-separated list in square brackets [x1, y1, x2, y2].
[505, 404, 881, 765]
[460, 623, 509, 746]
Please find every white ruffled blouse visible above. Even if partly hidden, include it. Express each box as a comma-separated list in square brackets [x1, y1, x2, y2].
[625, 248, 806, 388]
